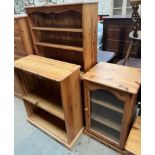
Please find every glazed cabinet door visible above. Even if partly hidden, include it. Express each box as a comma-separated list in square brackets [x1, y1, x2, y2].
[84, 82, 131, 148]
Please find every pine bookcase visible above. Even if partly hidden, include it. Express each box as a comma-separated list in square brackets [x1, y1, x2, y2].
[14, 55, 83, 149]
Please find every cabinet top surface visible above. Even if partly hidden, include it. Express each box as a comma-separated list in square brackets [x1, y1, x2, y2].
[14, 55, 80, 82]
[25, 1, 98, 9]
[125, 116, 141, 154]
[83, 62, 141, 94]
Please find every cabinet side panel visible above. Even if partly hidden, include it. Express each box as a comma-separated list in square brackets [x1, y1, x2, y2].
[14, 70, 24, 98]
[90, 4, 98, 69]
[120, 94, 137, 148]
[82, 4, 97, 72]
[61, 69, 83, 143]
[17, 17, 34, 55]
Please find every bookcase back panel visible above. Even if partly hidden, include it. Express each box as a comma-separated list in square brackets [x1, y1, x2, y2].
[29, 10, 82, 28]
[25, 101, 68, 142]
[37, 46, 84, 70]
[19, 70, 62, 106]
[36, 31, 83, 47]
[31, 104, 66, 131]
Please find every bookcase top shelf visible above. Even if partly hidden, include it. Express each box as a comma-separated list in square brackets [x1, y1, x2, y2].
[25, 1, 98, 9]
[14, 55, 80, 82]
[83, 62, 141, 94]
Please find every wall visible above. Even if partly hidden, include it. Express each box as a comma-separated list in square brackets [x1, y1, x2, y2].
[14, 0, 112, 15]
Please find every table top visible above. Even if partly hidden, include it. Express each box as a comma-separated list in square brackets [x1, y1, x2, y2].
[82, 62, 141, 94]
[14, 55, 80, 82]
[125, 116, 141, 155]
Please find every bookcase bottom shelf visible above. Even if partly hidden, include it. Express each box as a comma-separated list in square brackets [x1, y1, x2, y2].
[28, 113, 68, 142]
[27, 114, 84, 149]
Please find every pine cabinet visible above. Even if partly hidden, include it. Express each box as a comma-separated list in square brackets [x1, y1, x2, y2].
[83, 62, 141, 153]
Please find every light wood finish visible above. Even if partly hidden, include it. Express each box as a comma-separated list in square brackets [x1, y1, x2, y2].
[14, 15, 34, 57]
[23, 92, 65, 120]
[83, 63, 141, 151]
[36, 42, 83, 52]
[14, 15, 34, 98]
[82, 3, 98, 71]
[26, 2, 98, 72]
[32, 27, 83, 33]
[125, 116, 141, 155]
[60, 69, 83, 143]
[14, 55, 80, 82]
[83, 62, 141, 94]
[28, 114, 67, 142]
[14, 55, 83, 149]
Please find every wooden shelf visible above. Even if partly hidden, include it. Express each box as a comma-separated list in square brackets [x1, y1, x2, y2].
[23, 92, 65, 121]
[91, 98, 123, 114]
[28, 114, 68, 142]
[91, 113, 121, 132]
[32, 27, 83, 33]
[91, 123, 120, 144]
[36, 42, 83, 52]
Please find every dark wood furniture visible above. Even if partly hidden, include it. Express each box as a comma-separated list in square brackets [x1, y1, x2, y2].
[25, 2, 98, 72]
[102, 15, 140, 61]
[117, 0, 141, 68]
[82, 62, 141, 153]
[14, 55, 83, 149]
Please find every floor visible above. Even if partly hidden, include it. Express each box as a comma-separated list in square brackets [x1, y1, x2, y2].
[14, 97, 120, 155]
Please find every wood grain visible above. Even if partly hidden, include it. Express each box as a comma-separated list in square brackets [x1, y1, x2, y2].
[125, 116, 141, 155]
[14, 55, 80, 82]
[82, 62, 141, 94]
[26, 3, 98, 72]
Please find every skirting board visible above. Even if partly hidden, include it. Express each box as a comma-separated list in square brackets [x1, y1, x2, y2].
[84, 129, 127, 155]
[27, 117, 84, 150]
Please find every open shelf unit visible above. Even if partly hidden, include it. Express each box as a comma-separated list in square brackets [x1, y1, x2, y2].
[25, 2, 98, 72]
[26, 102, 68, 142]
[83, 62, 141, 151]
[14, 55, 83, 149]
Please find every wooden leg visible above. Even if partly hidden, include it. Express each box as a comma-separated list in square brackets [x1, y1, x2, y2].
[123, 40, 134, 65]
